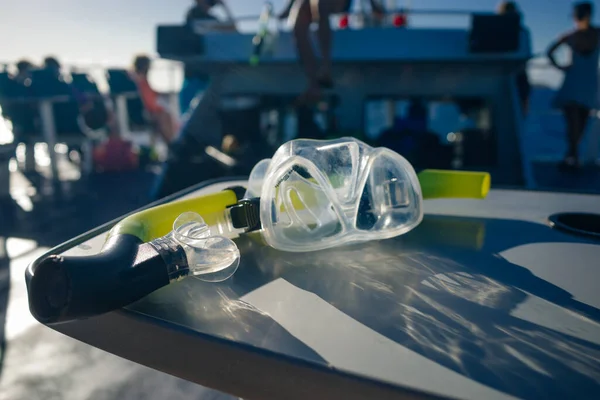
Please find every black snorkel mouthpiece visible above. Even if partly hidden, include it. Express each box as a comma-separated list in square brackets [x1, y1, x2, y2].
[28, 234, 181, 325]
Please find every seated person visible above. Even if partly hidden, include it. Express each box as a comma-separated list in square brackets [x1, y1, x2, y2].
[43, 56, 62, 78]
[180, 0, 237, 116]
[406, 98, 428, 132]
[44, 57, 118, 136]
[4, 60, 37, 136]
[186, 0, 236, 31]
[45, 57, 88, 104]
[44, 56, 89, 104]
[278, 0, 385, 103]
[130, 55, 178, 143]
[14, 59, 34, 84]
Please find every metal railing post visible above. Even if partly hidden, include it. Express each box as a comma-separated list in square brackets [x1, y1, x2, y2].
[115, 95, 130, 137]
[39, 100, 59, 179]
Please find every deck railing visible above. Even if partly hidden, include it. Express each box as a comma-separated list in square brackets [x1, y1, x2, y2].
[1, 57, 588, 95]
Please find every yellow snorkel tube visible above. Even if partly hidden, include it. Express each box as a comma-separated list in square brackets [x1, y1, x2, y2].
[109, 189, 240, 243]
[28, 168, 490, 325]
[417, 169, 490, 200]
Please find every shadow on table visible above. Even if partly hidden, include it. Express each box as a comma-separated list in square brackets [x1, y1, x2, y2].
[132, 214, 600, 400]
[252, 216, 600, 399]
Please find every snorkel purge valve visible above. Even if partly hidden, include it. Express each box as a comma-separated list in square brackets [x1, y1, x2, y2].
[27, 138, 491, 325]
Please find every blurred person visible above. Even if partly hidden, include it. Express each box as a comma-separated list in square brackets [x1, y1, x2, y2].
[4, 60, 37, 140]
[42, 57, 122, 165]
[46, 57, 92, 105]
[43, 56, 64, 80]
[496, 1, 518, 16]
[186, 0, 235, 28]
[278, 0, 385, 104]
[45, 57, 119, 136]
[180, 0, 237, 116]
[13, 59, 34, 84]
[497, 1, 531, 116]
[131, 55, 177, 143]
[407, 98, 428, 132]
[547, 1, 599, 169]
[43, 56, 90, 104]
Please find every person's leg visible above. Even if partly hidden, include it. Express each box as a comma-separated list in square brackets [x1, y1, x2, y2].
[315, 0, 349, 86]
[561, 105, 583, 168]
[179, 78, 208, 116]
[150, 133, 208, 200]
[575, 106, 591, 158]
[563, 106, 577, 159]
[154, 111, 176, 143]
[179, 79, 196, 116]
[292, 0, 319, 91]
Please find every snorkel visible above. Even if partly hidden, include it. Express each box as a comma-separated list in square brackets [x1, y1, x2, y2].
[28, 189, 245, 324]
[27, 138, 490, 325]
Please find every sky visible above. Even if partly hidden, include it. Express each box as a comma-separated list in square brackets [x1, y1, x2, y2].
[0, 0, 599, 89]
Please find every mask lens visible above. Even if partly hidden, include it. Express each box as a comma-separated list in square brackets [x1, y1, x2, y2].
[307, 141, 361, 204]
[257, 138, 423, 252]
[357, 150, 422, 233]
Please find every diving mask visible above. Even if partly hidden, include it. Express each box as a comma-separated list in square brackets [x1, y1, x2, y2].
[242, 137, 423, 252]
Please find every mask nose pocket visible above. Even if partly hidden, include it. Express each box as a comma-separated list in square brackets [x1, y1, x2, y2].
[266, 163, 342, 249]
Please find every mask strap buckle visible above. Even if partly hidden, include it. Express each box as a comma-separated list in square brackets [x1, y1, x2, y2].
[228, 198, 262, 232]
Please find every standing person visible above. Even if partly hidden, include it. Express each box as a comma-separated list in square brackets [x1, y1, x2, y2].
[547, 1, 600, 169]
[497, 1, 531, 117]
[278, 0, 385, 104]
[180, 0, 236, 116]
[131, 55, 178, 143]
